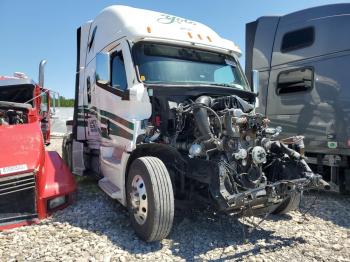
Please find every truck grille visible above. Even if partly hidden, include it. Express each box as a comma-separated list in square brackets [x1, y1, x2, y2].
[0, 172, 37, 226]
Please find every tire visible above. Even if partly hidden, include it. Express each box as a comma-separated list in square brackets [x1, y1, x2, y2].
[339, 167, 350, 195]
[126, 157, 174, 242]
[62, 134, 73, 171]
[272, 191, 301, 215]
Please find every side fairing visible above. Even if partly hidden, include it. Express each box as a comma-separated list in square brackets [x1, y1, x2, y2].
[76, 21, 92, 141]
[245, 16, 280, 116]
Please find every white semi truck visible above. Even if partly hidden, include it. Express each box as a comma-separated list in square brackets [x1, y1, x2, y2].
[63, 5, 328, 241]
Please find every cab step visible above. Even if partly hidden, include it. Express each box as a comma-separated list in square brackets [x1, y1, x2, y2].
[98, 178, 122, 199]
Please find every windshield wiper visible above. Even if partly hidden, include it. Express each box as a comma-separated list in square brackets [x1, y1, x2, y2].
[144, 82, 245, 90]
[210, 83, 232, 87]
[205, 83, 244, 89]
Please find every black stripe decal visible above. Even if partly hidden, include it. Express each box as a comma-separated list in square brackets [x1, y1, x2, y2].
[90, 106, 134, 130]
[77, 106, 134, 141]
[101, 117, 133, 140]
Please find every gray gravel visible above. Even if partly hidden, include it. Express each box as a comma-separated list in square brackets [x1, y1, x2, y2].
[0, 137, 349, 261]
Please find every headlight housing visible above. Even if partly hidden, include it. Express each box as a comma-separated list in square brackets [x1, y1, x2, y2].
[48, 195, 67, 210]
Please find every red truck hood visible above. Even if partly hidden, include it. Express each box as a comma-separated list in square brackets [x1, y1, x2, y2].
[0, 122, 44, 176]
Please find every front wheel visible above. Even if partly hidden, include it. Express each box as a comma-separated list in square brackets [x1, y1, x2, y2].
[127, 157, 174, 242]
[272, 191, 301, 215]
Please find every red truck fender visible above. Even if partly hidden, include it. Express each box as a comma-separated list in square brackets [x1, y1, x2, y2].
[37, 151, 77, 218]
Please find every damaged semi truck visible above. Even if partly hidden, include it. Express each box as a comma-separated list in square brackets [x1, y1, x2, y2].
[0, 61, 76, 230]
[246, 3, 350, 193]
[63, 6, 329, 241]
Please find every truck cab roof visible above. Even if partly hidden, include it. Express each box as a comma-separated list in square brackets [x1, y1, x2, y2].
[84, 5, 241, 64]
[277, 3, 350, 25]
[246, 3, 350, 73]
[0, 76, 35, 87]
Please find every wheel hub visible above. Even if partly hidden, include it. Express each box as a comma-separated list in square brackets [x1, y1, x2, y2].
[130, 175, 148, 225]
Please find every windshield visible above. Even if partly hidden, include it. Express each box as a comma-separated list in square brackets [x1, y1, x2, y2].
[133, 43, 250, 91]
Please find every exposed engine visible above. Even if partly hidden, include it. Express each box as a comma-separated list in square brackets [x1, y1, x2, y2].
[142, 93, 328, 214]
[0, 108, 28, 125]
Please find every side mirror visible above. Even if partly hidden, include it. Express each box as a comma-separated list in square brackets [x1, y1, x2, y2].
[49, 91, 60, 117]
[40, 103, 48, 113]
[95, 52, 110, 85]
[40, 90, 49, 113]
[252, 69, 260, 95]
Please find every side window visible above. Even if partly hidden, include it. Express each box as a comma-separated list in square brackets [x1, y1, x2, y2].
[277, 68, 313, 95]
[111, 52, 128, 91]
[281, 27, 314, 53]
[87, 77, 91, 103]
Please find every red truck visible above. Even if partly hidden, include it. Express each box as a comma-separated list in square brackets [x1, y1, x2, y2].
[0, 61, 76, 230]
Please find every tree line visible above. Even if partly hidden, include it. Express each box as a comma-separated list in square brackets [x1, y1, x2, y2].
[50, 96, 75, 107]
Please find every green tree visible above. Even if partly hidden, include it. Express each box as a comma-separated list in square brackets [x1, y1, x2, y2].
[50, 96, 75, 107]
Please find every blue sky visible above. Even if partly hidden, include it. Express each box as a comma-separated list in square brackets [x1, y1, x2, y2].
[0, 0, 344, 98]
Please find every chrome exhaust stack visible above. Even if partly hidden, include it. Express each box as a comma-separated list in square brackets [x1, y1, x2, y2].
[38, 60, 47, 88]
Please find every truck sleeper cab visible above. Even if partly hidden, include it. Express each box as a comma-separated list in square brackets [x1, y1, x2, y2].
[246, 3, 350, 193]
[64, 5, 328, 242]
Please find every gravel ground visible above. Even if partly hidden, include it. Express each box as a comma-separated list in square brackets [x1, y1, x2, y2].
[0, 137, 349, 261]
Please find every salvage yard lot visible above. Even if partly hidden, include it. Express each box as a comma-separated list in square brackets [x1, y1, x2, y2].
[0, 137, 349, 262]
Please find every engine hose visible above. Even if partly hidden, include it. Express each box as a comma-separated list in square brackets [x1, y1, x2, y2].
[223, 162, 250, 190]
[193, 96, 212, 140]
[271, 141, 328, 184]
[192, 103, 223, 139]
[269, 141, 301, 160]
[224, 111, 239, 137]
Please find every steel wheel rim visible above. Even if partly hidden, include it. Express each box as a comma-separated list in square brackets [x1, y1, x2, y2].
[130, 175, 148, 225]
